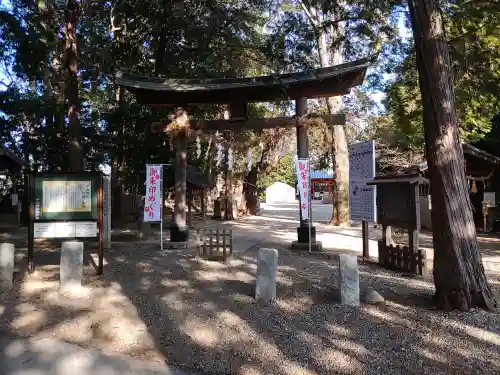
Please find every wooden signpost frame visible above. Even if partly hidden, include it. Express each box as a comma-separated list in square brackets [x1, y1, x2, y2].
[27, 171, 104, 275]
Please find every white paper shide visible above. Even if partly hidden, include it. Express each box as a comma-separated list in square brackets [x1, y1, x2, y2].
[143, 165, 163, 222]
[296, 158, 310, 220]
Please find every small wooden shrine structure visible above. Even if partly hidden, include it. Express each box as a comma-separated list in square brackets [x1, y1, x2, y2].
[367, 172, 429, 275]
[407, 143, 500, 232]
[116, 55, 376, 247]
[463, 144, 500, 230]
[310, 169, 335, 199]
[163, 164, 213, 225]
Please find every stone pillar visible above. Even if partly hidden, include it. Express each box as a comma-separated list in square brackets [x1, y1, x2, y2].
[171, 133, 188, 242]
[338, 253, 360, 307]
[255, 248, 278, 302]
[292, 97, 322, 251]
[60, 241, 84, 290]
[0, 243, 15, 289]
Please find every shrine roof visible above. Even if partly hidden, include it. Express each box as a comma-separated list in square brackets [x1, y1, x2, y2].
[116, 55, 376, 105]
[407, 144, 500, 172]
[311, 169, 335, 180]
[0, 145, 28, 171]
[463, 144, 500, 165]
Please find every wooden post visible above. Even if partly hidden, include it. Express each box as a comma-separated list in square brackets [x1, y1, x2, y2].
[28, 173, 34, 273]
[408, 229, 419, 273]
[97, 174, 104, 275]
[385, 225, 395, 246]
[295, 97, 316, 244]
[171, 131, 188, 242]
[201, 188, 206, 223]
[12, 171, 20, 226]
[362, 220, 369, 258]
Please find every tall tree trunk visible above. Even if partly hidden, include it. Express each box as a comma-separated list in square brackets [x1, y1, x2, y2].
[38, 0, 58, 170]
[64, 1, 83, 172]
[317, 13, 349, 227]
[111, 87, 124, 228]
[408, 0, 496, 310]
[242, 166, 258, 215]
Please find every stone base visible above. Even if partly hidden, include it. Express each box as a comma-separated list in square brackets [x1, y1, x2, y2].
[297, 226, 317, 243]
[291, 241, 323, 252]
[60, 241, 83, 290]
[170, 225, 189, 242]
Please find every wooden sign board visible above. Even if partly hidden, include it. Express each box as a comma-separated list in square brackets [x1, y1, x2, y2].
[34, 174, 99, 221]
[375, 182, 420, 230]
[28, 172, 104, 275]
[33, 221, 97, 238]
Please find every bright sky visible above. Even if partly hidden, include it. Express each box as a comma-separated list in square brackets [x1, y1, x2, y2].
[370, 14, 411, 106]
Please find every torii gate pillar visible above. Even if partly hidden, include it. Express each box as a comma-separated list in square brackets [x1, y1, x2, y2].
[171, 132, 189, 242]
[292, 97, 323, 252]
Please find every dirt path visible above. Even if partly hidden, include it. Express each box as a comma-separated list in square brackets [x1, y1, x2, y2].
[1, 234, 499, 375]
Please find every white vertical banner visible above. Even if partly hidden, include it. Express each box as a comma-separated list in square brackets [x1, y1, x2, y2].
[143, 165, 163, 222]
[296, 158, 310, 220]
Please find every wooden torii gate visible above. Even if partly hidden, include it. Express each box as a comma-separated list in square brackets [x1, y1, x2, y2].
[116, 55, 375, 249]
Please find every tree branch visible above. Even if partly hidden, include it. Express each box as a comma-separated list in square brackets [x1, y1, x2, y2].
[299, 0, 318, 27]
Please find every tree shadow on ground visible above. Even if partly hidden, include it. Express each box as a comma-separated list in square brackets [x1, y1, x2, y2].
[1, 235, 500, 375]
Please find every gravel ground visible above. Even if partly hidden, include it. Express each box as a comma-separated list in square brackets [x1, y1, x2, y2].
[1, 239, 500, 375]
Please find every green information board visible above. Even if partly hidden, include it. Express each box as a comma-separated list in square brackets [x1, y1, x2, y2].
[34, 174, 99, 221]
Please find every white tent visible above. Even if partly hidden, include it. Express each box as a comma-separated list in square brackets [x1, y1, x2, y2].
[265, 182, 296, 204]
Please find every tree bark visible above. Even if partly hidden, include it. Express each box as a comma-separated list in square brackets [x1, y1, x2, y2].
[243, 166, 258, 215]
[64, 1, 83, 172]
[314, 4, 349, 227]
[408, 0, 496, 310]
[173, 134, 188, 238]
[111, 87, 124, 228]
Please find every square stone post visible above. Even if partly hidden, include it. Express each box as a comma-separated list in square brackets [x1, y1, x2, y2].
[60, 241, 84, 290]
[0, 243, 15, 289]
[255, 248, 278, 302]
[339, 253, 360, 306]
